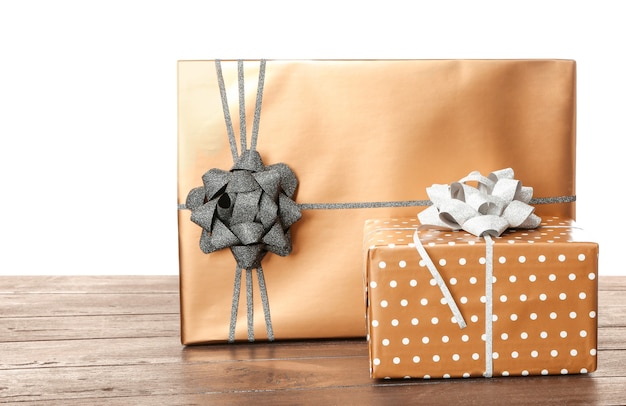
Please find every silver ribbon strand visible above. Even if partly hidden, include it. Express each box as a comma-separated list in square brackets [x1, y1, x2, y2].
[186, 60, 302, 342]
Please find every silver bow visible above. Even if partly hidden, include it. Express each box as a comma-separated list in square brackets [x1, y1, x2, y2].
[418, 168, 541, 237]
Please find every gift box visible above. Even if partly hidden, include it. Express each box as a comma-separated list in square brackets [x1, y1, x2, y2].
[364, 217, 598, 379]
[178, 59, 577, 344]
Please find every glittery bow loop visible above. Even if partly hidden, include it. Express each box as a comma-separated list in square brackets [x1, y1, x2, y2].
[418, 168, 541, 237]
[185, 149, 301, 269]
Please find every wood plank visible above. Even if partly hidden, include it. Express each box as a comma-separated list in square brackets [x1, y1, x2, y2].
[598, 276, 626, 291]
[0, 337, 367, 370]
[0, 276, 178, 293]
[15, 379, 626, 406]
[0, 314, 179, 342]
[1, 355, 625, 404]
[0, 293, 179, 318]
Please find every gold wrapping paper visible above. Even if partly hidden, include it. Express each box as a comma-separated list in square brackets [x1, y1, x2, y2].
[364, 217, 598, 379]
[178, 60, 577, 344]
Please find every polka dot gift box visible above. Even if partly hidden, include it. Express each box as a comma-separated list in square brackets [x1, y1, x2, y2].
[364, 217, 598, 379]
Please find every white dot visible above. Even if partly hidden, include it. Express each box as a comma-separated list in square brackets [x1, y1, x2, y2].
[530, 313, 538, 320]
[540, 331, 548, 339]
[391, 319, 399, 326]
[560, 331, 568, 338]
[522, 370, 529, 376]
[393, 357, 401, 364]
[480, 296, 486, 304]
[370, 281, 378, 289]
[479, 257, 486, 265]
[442, 335, 449, 343]
[452, 354, 460, 361]
[424, 375, 431, 379]
[373, 358, 381, 366]
[472, 353, 480, 360]
[561, 369, 568, 375]
[411, 318, 419, 326]
[439, 259, 447, 266]
[463, 373, 470, 378]
[509, 275, 517, 283]
[579, 292, 587, 300]
[382, 339, 390, 346]
[520, 294, 527, 302]
[481, 334, 486, 341]
[589, 311, 597, 319]
[422, 337, 430, 344]
[440, 298, 448, 305]
[578, 253, 586, 261]
[460, 296, 468, 304]
[558, 254, 566, 262]
[380, 300, 388, 308]
[471, 315, 479, 323]
[531, 350, 539, 358]
[581, 368, 588, 374]
[399, 260, 407, 268]
[388, 243, 396, 249]
[540, 293, 547, 301]
[413, 356, 420, 363]
[569, 273, 576, 281]
[499, 256, 507, 264]
[529, 274, 537, 282]
[511, 351, 519, 359]
[560, 293, 567, 300]
[500, 295, 508, 303]
[570, 349, 578, 356]
[580, 330, 588, 338]
[588, 273, 596, 280]
[470, 276, 477, 284]
[549, 274, 557, 281]
[461, 335, 469, 342]
[550, 312, 557, 319]
[570, 312, 577, 319]
[492, 352, 499, 359]
[591, 349, 597, 356]
[402, 337, 410, 345]
[429, 279, 437, 286]
[443, 374, 451, 379]
[459, 258, 467, 265]
[502, 371, 509, 377]
[518, 256, 526, 264]
[389, 280, 398, 288]
[410, 279, 418, 287]
[501, 333, 509, 340]
[551, 350, 559, 357]
[400, 299, 409, 307]
[541, 369, 549, 375]
[433, 355, 440, 362]
[420, 298, 428, 306]
[431, 317, 439, 325]
[371, 320, 379, 327]
[538, 255, 546, 263]
[418, 259, 426, 267]
[521, 332, 528, 339]
[510, 314, 518, 321]
[449, 277, 457, 285]
[378, 261, 387, 269]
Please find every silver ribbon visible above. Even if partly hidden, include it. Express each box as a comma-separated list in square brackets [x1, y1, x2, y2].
[185, 60, 302, 342]
[414, 168, 542, 378]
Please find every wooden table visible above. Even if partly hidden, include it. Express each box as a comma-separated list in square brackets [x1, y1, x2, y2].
[1, 276, 625, 405]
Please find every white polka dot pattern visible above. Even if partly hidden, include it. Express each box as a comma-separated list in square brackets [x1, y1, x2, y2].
[365, 217, 598, 379]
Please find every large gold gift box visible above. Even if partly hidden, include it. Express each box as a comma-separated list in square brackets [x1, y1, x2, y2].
[364, 217, 598, 379]
[178, 60, 577, 344]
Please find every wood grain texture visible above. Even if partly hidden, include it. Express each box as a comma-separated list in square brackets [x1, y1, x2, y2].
[0, 276, 625, 405]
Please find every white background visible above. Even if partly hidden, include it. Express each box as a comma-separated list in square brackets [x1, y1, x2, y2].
[0, 1, 623, 276]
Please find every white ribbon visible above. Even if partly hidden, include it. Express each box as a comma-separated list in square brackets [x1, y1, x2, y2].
[415, 168, 542, 378]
